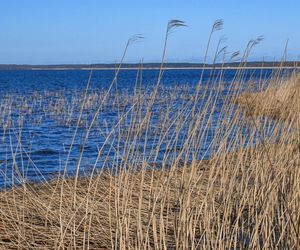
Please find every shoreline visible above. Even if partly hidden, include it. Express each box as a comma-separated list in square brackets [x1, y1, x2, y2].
[19, 66, 300, 71]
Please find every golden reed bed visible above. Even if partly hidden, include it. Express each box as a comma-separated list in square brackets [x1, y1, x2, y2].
[0, 141, 298, 249]
[0, 73, 299, 249]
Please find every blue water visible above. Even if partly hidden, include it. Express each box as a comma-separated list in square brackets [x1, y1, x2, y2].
[0, 69, 280, 187]
[0, 69, 276, 93]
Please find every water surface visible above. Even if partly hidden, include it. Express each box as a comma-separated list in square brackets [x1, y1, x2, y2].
[0, 69, 279, 187]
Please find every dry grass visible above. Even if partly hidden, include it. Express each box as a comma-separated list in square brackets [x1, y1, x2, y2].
[0, 72, 299, 248]
[0, 138, 298, 249]
[236, 72, 300, 123]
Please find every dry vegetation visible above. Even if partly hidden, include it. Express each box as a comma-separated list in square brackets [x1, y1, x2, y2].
[236, 72, 300, 123]
[0, 71, 299, 249]
[0, 20, 299, 249]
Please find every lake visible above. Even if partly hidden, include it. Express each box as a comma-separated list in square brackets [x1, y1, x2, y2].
[0, 69, 279, 187]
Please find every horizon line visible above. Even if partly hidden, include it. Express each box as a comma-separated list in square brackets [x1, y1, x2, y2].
[0, 60, 299, 66]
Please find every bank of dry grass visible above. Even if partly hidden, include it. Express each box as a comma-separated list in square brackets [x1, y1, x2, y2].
[0, 69, 300, 249]
[0, 137, 298, 249]
[0, 70, 299, 249]
[236, 73, 300, 123]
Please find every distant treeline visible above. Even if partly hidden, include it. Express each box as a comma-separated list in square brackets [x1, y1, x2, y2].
[0, 62, 300, 70]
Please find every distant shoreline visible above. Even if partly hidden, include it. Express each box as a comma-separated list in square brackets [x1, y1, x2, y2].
[1, 62, 300, 70]
[28, 66, 300, 71]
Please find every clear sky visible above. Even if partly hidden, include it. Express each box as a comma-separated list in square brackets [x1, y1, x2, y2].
[0, 0, 299, 64]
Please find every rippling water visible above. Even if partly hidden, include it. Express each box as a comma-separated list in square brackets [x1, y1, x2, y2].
[0, 69, 277, 186]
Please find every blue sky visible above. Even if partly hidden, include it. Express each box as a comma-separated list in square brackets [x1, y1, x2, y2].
[0, 0, 299, 64]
